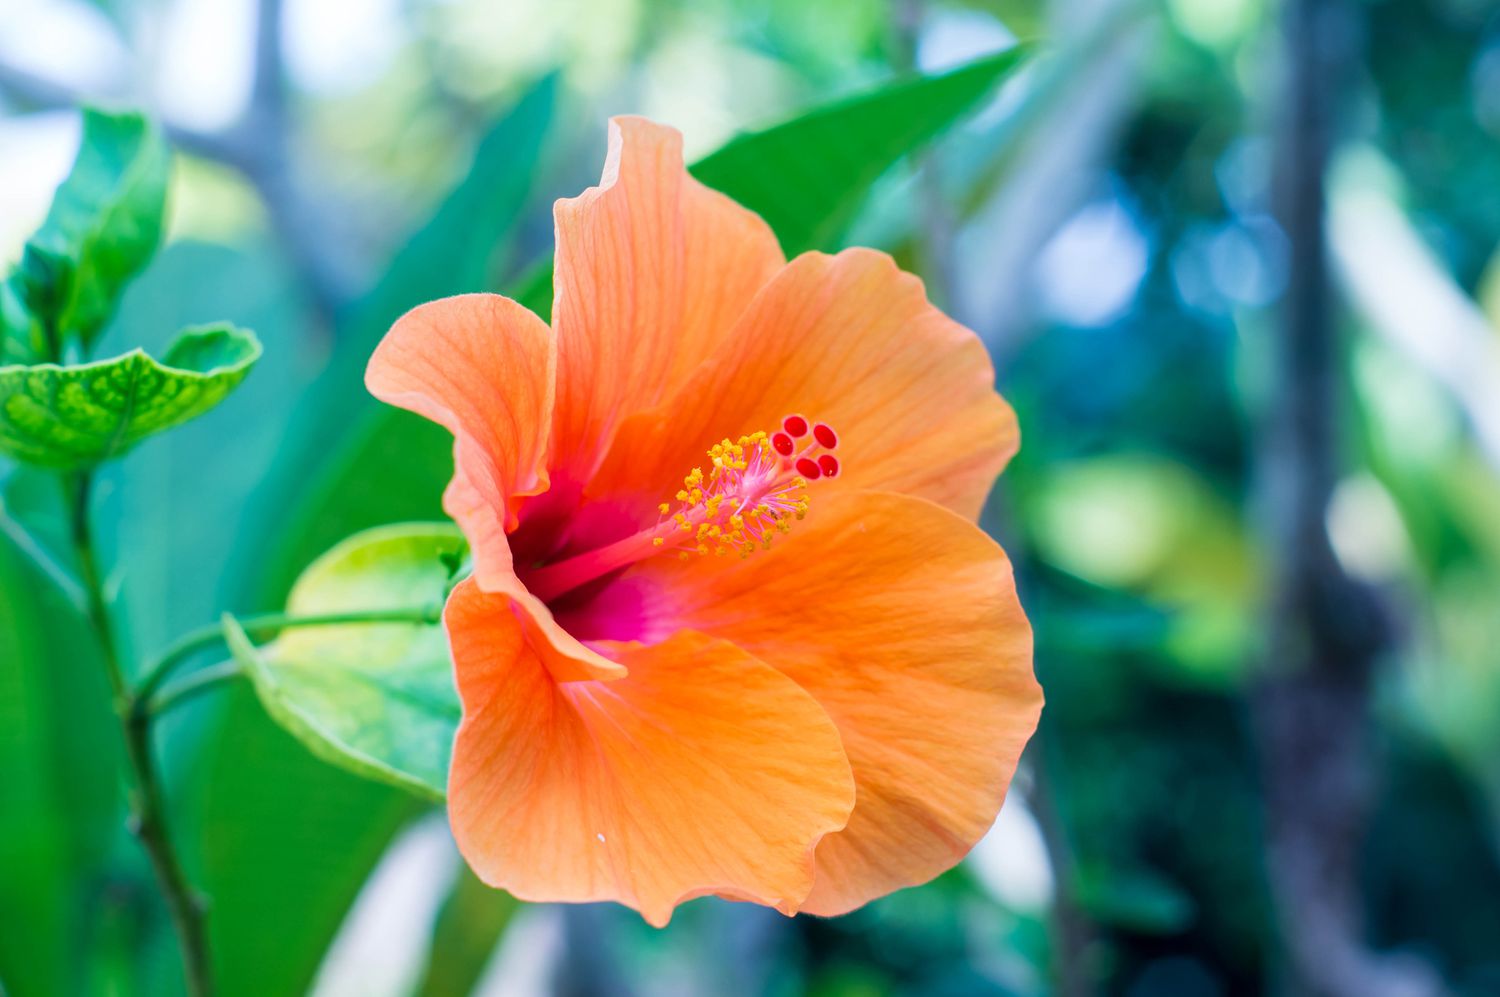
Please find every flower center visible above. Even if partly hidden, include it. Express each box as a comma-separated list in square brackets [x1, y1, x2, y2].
[524, 415, 840, 604]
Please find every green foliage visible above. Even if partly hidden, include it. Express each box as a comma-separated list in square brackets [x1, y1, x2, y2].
[227, 524, 462, 798]
[0, 109, 169, 363]
[0, 324, 261, 469]
[16, 0, 1500, 990]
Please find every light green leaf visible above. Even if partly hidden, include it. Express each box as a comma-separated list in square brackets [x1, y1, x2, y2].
[229, 524, 464, 800]
[0, 109, 170, 363]
[0, 323, 261, 469]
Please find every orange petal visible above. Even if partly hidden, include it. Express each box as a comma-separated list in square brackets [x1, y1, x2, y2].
[591, 248, 1017, 523]
[445, 579, 856, 926]
[367, 294, 555, 584]
[550, 116, 785, 481]
[621, 490, 1041, 915]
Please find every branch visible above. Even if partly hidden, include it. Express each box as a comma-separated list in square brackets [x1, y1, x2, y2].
[1253, 1, 1441, 995]
[0, 61, 246, 168]
[252, 0, 288, 118]
[0, 61, 72, 109]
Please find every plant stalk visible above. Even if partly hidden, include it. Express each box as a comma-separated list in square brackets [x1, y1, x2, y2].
[68, 472, 214, 997]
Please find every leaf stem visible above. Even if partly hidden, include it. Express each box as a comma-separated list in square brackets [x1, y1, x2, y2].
[66, 471, 215, 997]
[137, 605, 444, 701]
[147, 660, 243, 718]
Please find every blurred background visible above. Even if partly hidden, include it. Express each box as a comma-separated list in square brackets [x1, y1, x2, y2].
[3, 0, 1500, 994]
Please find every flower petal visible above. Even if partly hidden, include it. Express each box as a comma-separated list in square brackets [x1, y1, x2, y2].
[367, 294, 555, 583]
[619, 490, 1041, 915]
[550, 116, 785, 482]
[591, 248, 1017, 523]
[445, 579, 856, 927]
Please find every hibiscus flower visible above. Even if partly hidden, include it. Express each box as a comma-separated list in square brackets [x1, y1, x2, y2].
[366, 116, 1042, 927]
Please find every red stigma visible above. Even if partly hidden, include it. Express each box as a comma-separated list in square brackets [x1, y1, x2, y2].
[795, 456, 822, 480]
[771, 431, 795, 456]
[783, 414, 809, 438]
[813, 423, 838, 449]
[817, 454, 840, 478]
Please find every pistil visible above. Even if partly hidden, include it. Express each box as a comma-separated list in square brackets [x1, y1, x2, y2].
[524, 416, 840, 604]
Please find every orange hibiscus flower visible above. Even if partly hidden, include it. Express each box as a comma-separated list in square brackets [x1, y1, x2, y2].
[366, 116, 1042, 927]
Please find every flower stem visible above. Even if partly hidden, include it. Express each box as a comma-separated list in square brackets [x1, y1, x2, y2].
[67, 471, 214, 997]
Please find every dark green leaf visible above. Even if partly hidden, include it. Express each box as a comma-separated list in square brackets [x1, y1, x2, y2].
[229, 524, 463, 799]
[694, 45, 1032, 255]
[0, 323, 261, 469]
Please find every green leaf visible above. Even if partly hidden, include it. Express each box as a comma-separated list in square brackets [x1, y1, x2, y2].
[0, 323, 261, 469]
[1, 109, 170, 363]
[514, 45, 1033, 317]
[695, 45, 1032, 255]
[229, 524, 464, 799]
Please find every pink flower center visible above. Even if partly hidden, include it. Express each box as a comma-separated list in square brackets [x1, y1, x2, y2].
[524, 415, 840, 604]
